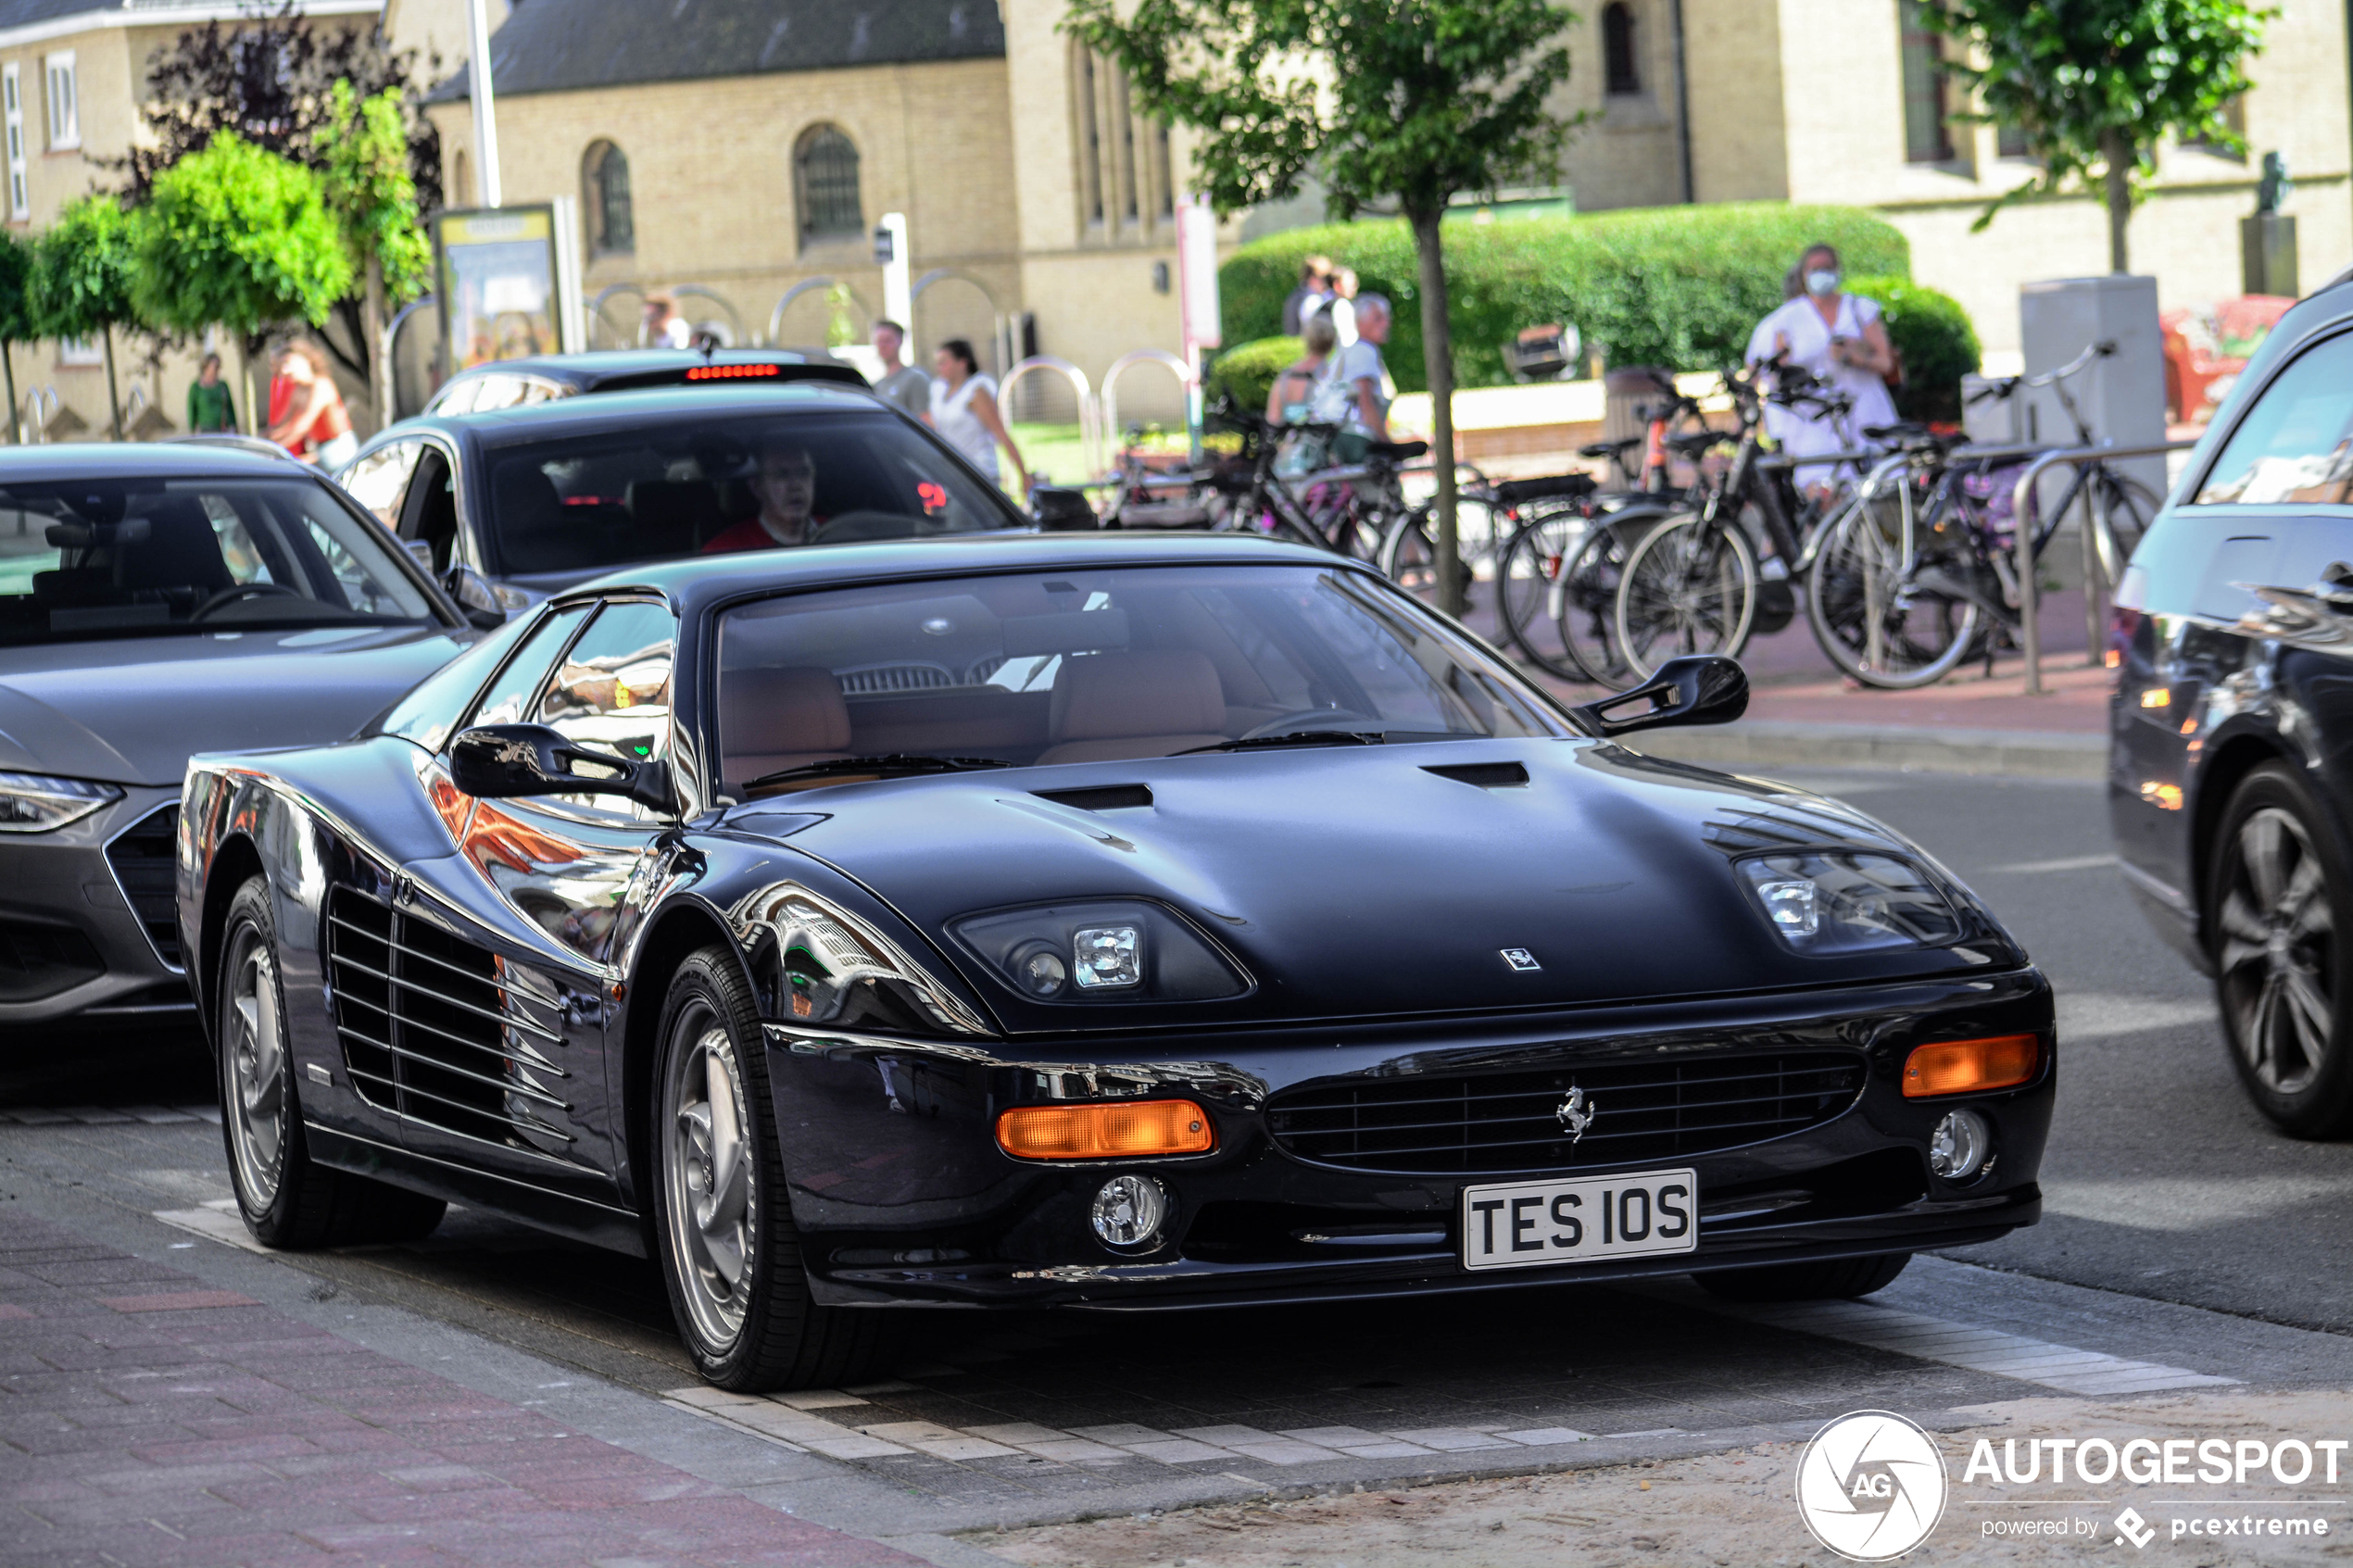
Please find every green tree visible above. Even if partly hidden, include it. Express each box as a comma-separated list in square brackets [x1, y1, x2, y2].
[129, 132, 352, 435]
[29, 195, 144, 441]
[1065, 0, 1577, 614]
[315, 80, 430, 426]
[0, 232, 32, 443]
[1921, 0, 2272, 273]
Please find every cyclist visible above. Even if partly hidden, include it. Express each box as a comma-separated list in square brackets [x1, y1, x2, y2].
[1745, 244, 1896, 492]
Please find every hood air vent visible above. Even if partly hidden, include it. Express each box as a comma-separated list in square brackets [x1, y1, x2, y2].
[1421, 761, 1529, 789]
[1032, 783, 1153, 811]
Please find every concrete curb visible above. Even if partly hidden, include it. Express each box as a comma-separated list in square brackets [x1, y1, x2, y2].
[1624, 720, 2105, 781]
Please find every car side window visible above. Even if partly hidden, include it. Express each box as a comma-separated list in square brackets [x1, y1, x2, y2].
[532, 598, 677, 821]
[341, 440, 422, 530]
[2195, 333, 2353, 506]
[464, 602, 594, 732]
[399, 445, 461, 571]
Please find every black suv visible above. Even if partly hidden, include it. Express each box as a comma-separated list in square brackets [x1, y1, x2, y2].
[2112, 274, 2353, 1135]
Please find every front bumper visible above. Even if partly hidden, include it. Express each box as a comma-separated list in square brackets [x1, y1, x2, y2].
[0, 785, 195, 1029]
[764, 967, 2056, 1309]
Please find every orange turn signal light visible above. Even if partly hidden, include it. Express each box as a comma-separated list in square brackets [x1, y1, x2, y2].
[1902, 1035, 2040, 1098]
[994, 1099, 1214, 1160]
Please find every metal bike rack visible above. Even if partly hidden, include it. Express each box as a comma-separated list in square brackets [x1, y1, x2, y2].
[2009, 439, 2201, 696]
[999, 356, 1099, 482]
[585, 282, 649, 347]
[765, 277, 875, 350]
[909, 269, 1013, 381]
[20, 384, 58, 445]
[1100, 349, 1193, 463]
[669, 283, 744, 347]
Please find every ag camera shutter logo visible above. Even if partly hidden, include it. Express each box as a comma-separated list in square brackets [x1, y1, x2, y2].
[1795, 1411, 1949, 1561]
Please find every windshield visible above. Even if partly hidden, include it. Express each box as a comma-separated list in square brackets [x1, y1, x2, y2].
[0, 474, 437, 645]
[482, 409, 1025, 578]
[715, 564, 1566, 797]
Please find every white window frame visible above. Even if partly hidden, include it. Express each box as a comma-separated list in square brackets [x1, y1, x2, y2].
[3, 65, 24, 219]
[57, 336, 99, 367]
[44, 51, 75, 152]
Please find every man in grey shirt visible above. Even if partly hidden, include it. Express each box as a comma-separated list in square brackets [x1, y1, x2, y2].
[870, 320, 931, 420]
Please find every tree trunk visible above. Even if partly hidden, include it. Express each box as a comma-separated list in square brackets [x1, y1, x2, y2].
[101, 327, 122, 442]
[2100, 128, 2133, 274]
[364, 259, 390, 438]
[1, 342, 17, 445]
[1409, 206, 1462, 617]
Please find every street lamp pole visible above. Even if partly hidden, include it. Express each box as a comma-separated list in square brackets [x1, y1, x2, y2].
[467, 0, 502, 207]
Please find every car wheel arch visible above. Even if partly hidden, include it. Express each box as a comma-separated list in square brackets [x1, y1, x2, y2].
[620, 900, 749, 1214]
[2192, 729, 2353, 942]
[197, 835, 267, 1052]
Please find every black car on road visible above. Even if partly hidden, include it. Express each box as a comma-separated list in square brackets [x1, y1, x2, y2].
[0, 443, 472, 1028]
[417, 348, 866, 420]
[335, 383, 1065, 620]
[181, 533, 2053, 1390]
[2112, 272, 2353, 1136]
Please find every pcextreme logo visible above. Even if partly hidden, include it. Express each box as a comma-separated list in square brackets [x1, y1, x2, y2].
[1795, 1411, 1950, 1562]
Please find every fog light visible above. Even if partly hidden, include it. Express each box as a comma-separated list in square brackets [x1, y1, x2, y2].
[1013, 942, 1067, 997]
[1072, 924, 1141, 989]
[1929, 1109, 1992, 1180]
[1090, 1173, 1168, 1249]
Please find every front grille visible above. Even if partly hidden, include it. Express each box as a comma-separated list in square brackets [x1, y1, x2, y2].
[105, 806, 181, 969]
[324, 886, 578, 1160]
[1265, 1051, 1867, 1173]
[0, 919, 103, 1001]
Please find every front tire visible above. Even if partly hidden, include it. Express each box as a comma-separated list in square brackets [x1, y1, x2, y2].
[651, 947, 901, 1390]
[217, 876, 445, 1248]
[1695, 1251, 1911, 1302]
[2209, 763, 2353, 1137]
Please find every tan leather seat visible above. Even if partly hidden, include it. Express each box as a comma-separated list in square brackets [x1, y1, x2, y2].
[1035, 650, 1229, 766]
[724, 667, 853, 788]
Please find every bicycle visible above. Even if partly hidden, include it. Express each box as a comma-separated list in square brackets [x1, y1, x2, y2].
[1802, 343, 2162, 689]
[1604, 363, 1864, 686]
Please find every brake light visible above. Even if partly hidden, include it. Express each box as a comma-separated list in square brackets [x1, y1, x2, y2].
[1902, 1035, 2040, 1098]
[685, 363, 782, 382]
[995, 1099, 1214, 1160]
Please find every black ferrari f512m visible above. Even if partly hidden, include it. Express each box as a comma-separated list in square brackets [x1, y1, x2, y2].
[179, 535, 2053, 1389]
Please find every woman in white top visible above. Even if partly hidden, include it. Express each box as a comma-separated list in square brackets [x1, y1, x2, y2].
[929, 339, 1030, 496]
[1744, 244, 1899, 490]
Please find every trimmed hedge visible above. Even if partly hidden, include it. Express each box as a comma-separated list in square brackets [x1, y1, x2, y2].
[1204, 334, 1302, 415]
[1220, 205, 1914, 393]
[1846, 274, 1980, 426]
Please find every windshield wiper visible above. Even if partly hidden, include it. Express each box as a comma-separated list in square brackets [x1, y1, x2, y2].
[743, 755, 1013, 789]
[1176, 731, 1387, 755]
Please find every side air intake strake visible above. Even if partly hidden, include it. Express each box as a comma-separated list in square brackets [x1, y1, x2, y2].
[324, 886, 581, 1161]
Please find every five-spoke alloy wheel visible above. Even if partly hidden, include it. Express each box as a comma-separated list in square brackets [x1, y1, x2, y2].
[2211, 764, 2353, 1136]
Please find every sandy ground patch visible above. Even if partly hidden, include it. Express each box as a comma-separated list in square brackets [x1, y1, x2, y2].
[972, 1390, 2353, 1566]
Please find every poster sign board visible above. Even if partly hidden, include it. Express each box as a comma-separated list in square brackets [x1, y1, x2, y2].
[434, 205, 581, 370]
[1176, 196, 1221, 353]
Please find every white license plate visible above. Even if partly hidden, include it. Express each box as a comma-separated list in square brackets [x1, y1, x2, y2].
[1460, 1168, 1698, 1272]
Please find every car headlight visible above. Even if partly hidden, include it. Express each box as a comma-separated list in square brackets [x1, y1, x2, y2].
[949, 900, 1250, 1002]
[0, 771, 121, 834]
[1738, 852, 1964, 953]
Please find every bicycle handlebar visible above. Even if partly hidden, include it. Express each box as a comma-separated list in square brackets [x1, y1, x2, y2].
[1965, 339, 2117, 405]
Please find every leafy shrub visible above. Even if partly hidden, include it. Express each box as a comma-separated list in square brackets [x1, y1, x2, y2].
[1203, 334, 1302, 417]
[1846, 274, 1980, 425]
[1218, 205, 1913, 392]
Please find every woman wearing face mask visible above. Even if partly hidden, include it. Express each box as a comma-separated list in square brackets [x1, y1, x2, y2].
[1745, 244, 1898, 489]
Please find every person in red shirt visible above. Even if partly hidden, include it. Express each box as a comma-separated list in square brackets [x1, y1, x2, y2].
[701, 443, 823, 553]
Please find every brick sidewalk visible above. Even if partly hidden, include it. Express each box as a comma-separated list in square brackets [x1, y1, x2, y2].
[0, 1210, 920, 1567]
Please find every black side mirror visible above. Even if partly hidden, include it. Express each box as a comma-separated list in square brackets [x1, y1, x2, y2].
[449, 723, 674, 812]
[1031, 486, 1099, 532]
[1571, 655, 1747, 737]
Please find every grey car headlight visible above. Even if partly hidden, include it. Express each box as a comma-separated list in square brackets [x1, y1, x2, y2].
[949, 900, 1251, 1002]
[1738, 852, 1964, 953]
[0, 771, 122, 834]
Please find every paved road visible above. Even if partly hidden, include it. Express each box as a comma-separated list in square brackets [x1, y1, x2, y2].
[2, 763, 2347, 1554]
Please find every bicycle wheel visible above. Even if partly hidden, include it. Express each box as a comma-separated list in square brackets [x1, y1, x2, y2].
[2089, 471, 2163, 583]
[1378, 506, 1476, 608]
[1613, 510, 1759, 684]
[1492, 507, 1596, 679]
[1804, 500, 1982, 689]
